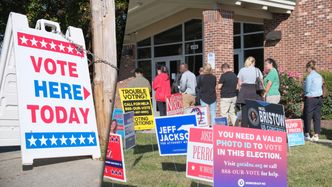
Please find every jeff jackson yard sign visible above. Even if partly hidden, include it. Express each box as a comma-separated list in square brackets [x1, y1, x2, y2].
[0, 13, 101, 165]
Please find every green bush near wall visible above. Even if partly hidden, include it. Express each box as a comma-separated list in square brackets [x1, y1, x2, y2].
[279, 71, 332, 120]
[280, 72, 303, 118]
[321, 71, 332, 120]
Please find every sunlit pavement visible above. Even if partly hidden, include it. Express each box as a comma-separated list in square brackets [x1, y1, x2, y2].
[0, 147, 103, 187]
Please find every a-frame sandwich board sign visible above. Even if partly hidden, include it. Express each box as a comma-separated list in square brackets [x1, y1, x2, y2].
[0, 12, 101, 165]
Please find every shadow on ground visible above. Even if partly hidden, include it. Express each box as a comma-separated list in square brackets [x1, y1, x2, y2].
[161, 162, 186, 172]
[0, 146, 21, 153]
[190, 181, 212, 187]
[133, 144, 158, 154]
[101, 182, 137, 187]
[321, 128, 332, 140]
[131, 154, 143, 167]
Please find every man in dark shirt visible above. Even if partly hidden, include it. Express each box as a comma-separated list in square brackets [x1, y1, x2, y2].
[217, 63, 238, 126]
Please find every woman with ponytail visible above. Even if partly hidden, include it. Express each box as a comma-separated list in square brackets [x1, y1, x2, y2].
[263, 58, 281, 104]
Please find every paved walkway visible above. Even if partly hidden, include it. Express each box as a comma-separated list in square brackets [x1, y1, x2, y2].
[0, 147, 103, 187]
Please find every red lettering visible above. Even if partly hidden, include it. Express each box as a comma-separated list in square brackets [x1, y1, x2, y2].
[27, 105, 39, 123]
[44, 58, 56, 74]
[30, 56, 42, 73]
[69, 107, 79, 124]
[79, 108, 89, 124]
[55, 106, 67, 123]
[68, 62, 78, 77]
[41, 105, 54, 123]
[57, 60, 67, 76]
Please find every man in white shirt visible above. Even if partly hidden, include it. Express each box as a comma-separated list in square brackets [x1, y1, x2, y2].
[179, 63, 197, 107]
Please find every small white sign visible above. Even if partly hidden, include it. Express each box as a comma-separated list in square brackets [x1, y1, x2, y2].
[190, 44, 199, 50]
[207, 52, 215, 69]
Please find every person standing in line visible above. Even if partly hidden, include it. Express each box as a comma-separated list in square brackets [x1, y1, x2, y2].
[197, 63, 216, 125]
[127, 68, 151, 92]
[172, 67, 182, 93]
[303, 60, 323, 142]
[195, 67, 204, 105]
[263, 58, 281, 104]
[236, 56, 263, 126]
[179, 63, 197, 107]
[217, 63, 238, 126]
[152, 66, 171, 116]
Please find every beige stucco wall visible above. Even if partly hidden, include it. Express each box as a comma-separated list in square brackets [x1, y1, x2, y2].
[124, 8, 267, 45]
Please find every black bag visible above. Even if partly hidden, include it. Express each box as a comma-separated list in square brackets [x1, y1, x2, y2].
[255, 68, 264, 92]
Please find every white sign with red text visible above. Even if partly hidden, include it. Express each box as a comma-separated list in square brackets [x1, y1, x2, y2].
[4, 13, 100, 164]
[186, 127, 213, 182]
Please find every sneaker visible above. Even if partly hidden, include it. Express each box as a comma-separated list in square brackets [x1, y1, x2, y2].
[304, 134, 312, 141]
[312, 134, 319, 142]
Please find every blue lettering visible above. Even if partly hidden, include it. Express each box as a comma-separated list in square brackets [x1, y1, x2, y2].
[60, 83, 72, 99]
[34, 80, 47, 98]
[72, 84, 82, 100]
[49, 81, 60, 98]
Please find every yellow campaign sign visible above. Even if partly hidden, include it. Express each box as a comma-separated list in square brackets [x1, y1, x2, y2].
[119, 88, 155, 130]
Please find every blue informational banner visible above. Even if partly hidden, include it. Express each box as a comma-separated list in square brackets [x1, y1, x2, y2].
[112, 108, 125, 138]
[286, 119, 305, 147]
[123, 112, 136, 150]
[155, 114, 197, 156]
[215, 117, 228, 126]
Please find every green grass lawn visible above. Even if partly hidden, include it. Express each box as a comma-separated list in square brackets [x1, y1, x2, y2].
[103, 132, 332, 187]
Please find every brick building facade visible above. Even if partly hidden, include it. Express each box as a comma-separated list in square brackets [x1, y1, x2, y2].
[119, 0, 331, 115]
[264, 0, 332, 76]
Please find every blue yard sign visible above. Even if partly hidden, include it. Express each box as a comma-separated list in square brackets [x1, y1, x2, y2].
[155, 114, 197, 156]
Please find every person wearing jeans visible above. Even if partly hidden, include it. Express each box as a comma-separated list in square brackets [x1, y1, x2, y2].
[197, 63, 216, 125]
[218, 63, 238, 126]
[303, 60, 323, 142]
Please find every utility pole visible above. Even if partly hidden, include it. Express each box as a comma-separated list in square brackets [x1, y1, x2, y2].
[90, 0, 117, 154]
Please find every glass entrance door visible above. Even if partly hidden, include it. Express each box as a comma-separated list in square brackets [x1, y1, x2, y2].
[152, 56, 182, 115]
[234, 49, 243, 74]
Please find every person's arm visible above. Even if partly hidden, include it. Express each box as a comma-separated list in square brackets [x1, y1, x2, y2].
[263, 81, 272, 97]
[152, 76, 159, 91]
[217, 74, 224, 90]
[196, 76, 201, 90]
[180, 73, 187, 93]
[304, 76, 312, 96]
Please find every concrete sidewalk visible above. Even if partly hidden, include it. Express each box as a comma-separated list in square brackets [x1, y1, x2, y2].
[0, 147, 103, 187]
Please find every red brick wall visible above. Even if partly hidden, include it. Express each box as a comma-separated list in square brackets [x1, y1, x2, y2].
[264, 0, 332, 78]
[118, 44, 136, 81]
[203, 9, 234, 116]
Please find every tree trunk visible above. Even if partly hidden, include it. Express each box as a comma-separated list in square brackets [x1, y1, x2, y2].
[90, 0, 117, 155]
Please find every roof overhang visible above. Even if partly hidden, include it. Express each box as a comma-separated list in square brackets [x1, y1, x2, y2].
[125, 0, 295, 39]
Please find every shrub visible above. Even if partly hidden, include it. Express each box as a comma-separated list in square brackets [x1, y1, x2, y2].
[279, 72, 303, 118]
[321, 71, 332, 120]
[279, 70, 332, 120]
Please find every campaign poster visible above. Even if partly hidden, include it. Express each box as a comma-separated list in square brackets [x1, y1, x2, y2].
[184, 106, 208, 127]
[12, 22, 100, 164]
[104, 134, 126, 182]
[155, 114, 197, 156]
[119, 88, 154, 130]
[286, 119, 305, 147]
[123, 112, 136, 150]
[244, 100, 286, 132]
[213, 125, 287, 187]
[112, 108, 125, 138]
[215, 117, 228, 126]
[166, 93, 184, 116]
[186, 127, 213, 182]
